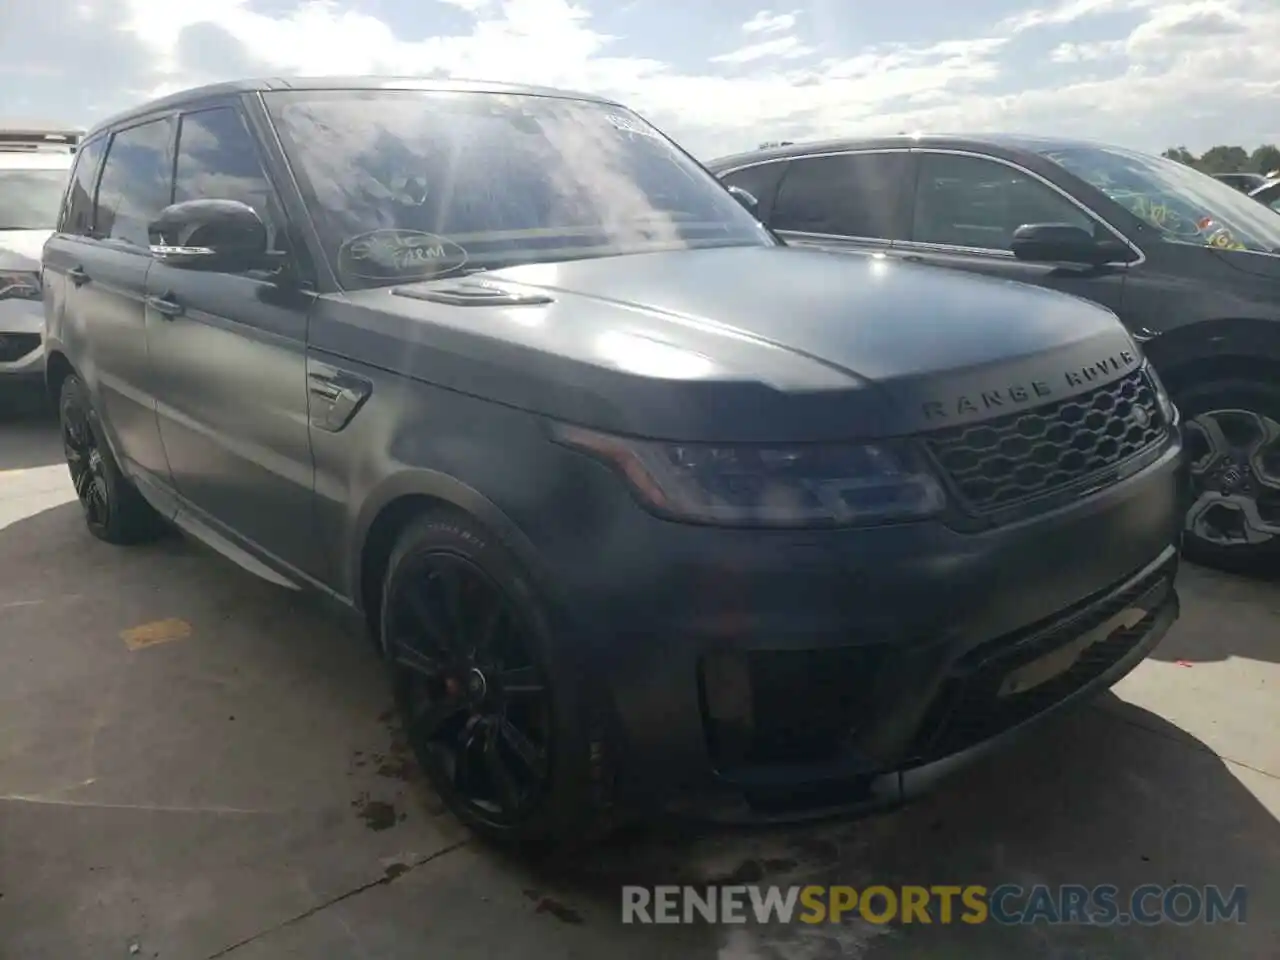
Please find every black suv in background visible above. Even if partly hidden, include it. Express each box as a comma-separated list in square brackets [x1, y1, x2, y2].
[43, 81, 1183, 849]
[1214, 172, 1268, 194]
[1251, 178, 1280, 211]
[711, 136, 1280, 571]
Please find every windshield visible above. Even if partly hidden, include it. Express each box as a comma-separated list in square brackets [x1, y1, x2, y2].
[1040, 144, 1280, 255]
[264, 89, 772, 289]
[0, 167, 69, 230]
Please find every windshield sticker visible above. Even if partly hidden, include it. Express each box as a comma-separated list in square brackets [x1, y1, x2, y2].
[1108, 191, 1203, 239]
[604, 113, 660, 140]
[338, 229, 468, 281]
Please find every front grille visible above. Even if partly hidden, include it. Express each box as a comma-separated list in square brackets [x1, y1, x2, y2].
[924, 368, 1165, 513]
[0, 333, 41, 363]
[907, 560, 1175, 762]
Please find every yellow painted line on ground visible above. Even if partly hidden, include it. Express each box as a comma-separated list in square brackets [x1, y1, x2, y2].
[120, 618, 192, 651]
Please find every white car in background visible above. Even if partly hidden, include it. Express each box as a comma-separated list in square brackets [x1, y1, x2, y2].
[1, 127, 80, 389]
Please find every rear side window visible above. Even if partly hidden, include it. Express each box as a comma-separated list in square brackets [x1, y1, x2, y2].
[719, 161, 788, 221]
[174, 107, 283, 250]
[95, 118, 174, 248]
[772, 152, 912, 240]
[61, 136, 105, 235]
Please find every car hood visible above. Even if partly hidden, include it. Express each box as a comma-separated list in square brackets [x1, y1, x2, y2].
[0, 228, 52, 270]
[318, 245, 1143, 442]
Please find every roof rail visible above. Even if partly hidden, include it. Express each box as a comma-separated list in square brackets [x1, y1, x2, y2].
[0, 128, 85, 153]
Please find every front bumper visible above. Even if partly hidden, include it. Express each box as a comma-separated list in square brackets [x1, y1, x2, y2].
[0, 298, 45, 378]
[682, 549, 1178, 823]
[540, 434, 1187, 823]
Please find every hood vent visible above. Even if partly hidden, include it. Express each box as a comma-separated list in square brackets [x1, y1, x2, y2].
[393, 280, 553, 307]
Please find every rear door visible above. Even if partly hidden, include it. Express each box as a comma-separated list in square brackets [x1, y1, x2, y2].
[143, 101, 321, 579]
[39, 136, 105, 372]
[768, 150, 915, 253]
[897, 150, 1129, 314]
[44, 117, 174, 482]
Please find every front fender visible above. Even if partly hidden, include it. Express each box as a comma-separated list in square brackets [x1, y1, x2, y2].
[347, 467, 559, 614]
[1143, 318, 1280, 386]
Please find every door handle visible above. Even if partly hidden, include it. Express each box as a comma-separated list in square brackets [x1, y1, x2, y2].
[146, 294, 184, 318]
[68, 265, 90, 287]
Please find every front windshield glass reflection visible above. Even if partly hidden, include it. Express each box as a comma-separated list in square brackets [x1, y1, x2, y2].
[264, 89, 773, 289]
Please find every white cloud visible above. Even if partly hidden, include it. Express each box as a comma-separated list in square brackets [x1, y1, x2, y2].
[711, 35, 814, 65]
[8, 0, 1277, 159]
[1049, 40, 1125, 62]
[741, 10, 798, 34]
[999, 0, 1152, 34]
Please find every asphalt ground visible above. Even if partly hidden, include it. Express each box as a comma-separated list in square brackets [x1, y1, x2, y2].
[2, 397, 1277, 959]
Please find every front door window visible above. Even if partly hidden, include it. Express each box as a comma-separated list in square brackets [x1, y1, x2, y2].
[912, 153, 1096, 252]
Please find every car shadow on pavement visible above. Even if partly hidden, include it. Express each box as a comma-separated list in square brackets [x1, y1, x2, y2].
[1, 494, 1276, 958]
[521, 694, 1279, 958]
[1147, 561, 1280, 665]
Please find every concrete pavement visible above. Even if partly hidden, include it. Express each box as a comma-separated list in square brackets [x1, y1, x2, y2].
[2, 401, 1277, 959]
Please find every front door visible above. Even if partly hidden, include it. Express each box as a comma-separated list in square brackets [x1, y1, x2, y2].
[143, 103, 320, 580]
[896, 150, 1129, 316]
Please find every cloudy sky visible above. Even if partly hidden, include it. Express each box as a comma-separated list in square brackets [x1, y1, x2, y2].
[2, 0, 1277, 159]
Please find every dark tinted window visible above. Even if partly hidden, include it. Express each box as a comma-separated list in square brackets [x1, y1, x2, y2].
[61, 136, 105, 235]
[719, 160, 788, 219]
[264, 90, 772, 290]
[912, 152, 1093, 251]
[772, 152, 910, 239]
[174, 107, 281, 249]
[95, 118, 174, 247]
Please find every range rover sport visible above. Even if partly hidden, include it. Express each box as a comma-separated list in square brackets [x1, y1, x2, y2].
[43, 78, 1185, 849]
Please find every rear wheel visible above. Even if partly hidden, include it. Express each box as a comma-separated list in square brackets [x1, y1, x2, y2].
[379, 511, 617, 852]
[1176, 378, 1280, 573]
[59, 374, 166, 545]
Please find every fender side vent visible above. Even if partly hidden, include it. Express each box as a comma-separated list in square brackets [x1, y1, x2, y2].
[393, 282, 553, 307]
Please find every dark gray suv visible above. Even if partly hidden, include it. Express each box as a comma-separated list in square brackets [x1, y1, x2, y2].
[43, 78, 1185, 850]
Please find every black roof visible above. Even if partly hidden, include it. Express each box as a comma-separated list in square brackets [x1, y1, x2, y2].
[88, 76, 620, 140]
[707, 133, 1139, 170]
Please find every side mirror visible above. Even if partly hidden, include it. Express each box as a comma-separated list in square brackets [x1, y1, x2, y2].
[148, 199, 270, 271]
[727, 185, 759, 214]
[1010, 223, 1119, 266]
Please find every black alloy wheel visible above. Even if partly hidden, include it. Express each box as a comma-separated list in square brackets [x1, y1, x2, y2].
[386, 550, 553, 831]
[1178, 378, 1280, 571]
[57, 374, 166, 545]
[62, 387, 111, 533]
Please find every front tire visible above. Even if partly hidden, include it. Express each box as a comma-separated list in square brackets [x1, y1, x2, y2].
[1176, 377, 1280, 573]
[379, 510, 617, 853]
[59, 374, 166, 545]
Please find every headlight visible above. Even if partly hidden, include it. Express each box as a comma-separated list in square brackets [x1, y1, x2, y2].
[0, 270, 41, 301]
[1145, 362, 1177, 426]
[552, 423, 947, 527]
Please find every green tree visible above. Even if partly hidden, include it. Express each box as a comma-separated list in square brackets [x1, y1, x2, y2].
[1250, 144, 1280, 176]
[1197, 145, 1250, 174]
[1161, 146, 1197, 166]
